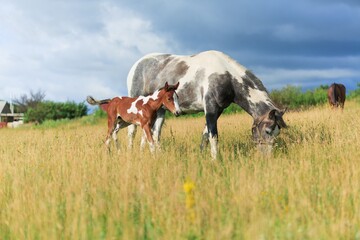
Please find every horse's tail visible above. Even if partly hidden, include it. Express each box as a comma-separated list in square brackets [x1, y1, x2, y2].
[86, 96, 111, 112]
[333, 83, 341, 106]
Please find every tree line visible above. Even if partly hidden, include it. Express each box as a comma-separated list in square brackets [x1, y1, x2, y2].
[13, 90, 87, 124]
[13, 84, 360, 124]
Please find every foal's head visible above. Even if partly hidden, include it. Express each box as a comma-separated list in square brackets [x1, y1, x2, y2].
[159, 82, 181, 116]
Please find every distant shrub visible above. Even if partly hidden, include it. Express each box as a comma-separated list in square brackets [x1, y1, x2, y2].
[24, 101, 88, 123]
[93, 107, 107, 118]
[81, 108, 107, 125]
[35, 118, 71, 129]
[348, 83, 360, 100]
[223, 103, 243, 114]
[270, 85, 328, 110]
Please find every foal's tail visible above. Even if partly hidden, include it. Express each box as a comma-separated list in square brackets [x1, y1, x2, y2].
[86, 96, 111, 112]
[86, 96, 111, 105]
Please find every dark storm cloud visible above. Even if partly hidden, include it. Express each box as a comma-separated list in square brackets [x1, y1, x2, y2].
[125, 0, 360, 90]
[130, 0, 360, 56]
[1, 0, 359, 102]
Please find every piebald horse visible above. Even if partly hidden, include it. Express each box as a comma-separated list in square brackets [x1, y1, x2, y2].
[87, 82, 180, 153]
[127, 50, 287, 159]
[327, 83, 346, 110]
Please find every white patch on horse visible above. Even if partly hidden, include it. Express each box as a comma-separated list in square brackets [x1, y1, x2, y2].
[169, 51, 249, 113]
[127, 90, 160, 114]
[248, 88, 271, 104]
[142, 90, 160, 105]
[127, 101, 139, 114]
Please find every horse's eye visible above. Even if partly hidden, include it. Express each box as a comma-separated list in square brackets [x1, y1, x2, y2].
[265, 127, 272, 134]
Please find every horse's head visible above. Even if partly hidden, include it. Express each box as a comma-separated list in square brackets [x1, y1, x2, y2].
[252, 109, 287, 152]
[160, 82, 181, 116]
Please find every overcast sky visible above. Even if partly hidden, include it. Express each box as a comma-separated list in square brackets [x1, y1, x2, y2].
[1, 0, 359, 103]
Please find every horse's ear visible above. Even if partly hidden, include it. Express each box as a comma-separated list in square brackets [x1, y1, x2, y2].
[268, 109, 277, 120]
[175, 82, 180, 90]
[164, 82, 169, 90]
[268, 109, 287, 128]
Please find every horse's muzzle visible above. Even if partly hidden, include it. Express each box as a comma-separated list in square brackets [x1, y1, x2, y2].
[173, 110, 182, 117]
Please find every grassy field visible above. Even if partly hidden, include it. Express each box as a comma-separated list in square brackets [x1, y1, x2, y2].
[1, 101, 360, 239]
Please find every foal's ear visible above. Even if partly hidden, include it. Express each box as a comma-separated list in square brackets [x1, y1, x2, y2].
[164, 82, 169, 90]
[174, 82, 180, 90]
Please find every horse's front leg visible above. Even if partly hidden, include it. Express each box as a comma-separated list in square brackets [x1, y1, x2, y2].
[127, 124, 137, 149]
[200, 124, 209, 151]
[151, 108, 166, 149]
[205, 113, 219, 160]
[203, 100, 223, 159]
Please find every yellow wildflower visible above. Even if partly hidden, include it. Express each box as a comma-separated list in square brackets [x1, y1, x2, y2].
[183, 179, 196, 223]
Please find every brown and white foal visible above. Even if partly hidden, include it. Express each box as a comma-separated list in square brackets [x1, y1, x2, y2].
[87, 82, 180, 153]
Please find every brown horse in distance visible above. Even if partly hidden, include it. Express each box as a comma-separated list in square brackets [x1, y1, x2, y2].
[327, 83, 346, 109]
[87, 82, 180, 153]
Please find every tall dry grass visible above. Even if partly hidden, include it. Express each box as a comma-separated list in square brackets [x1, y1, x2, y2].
[1, 101, 360, 239]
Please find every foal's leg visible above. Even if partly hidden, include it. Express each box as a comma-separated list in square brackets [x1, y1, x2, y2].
[140, 131, 147, 151]
[106, 115, 117, 153]
[142, 123, 156, 153]
[112, 119, 122, 152]
[112, 118, 131, 153]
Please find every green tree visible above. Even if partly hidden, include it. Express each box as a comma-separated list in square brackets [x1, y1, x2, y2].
[348, 83, 360, 99]
[24, 101, 88, 123]
[12, 89, 46, 113]
[270, 85, 328, 110]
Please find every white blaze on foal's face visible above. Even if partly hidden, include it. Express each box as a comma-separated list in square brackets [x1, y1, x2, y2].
[173, 92, 180, 113]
